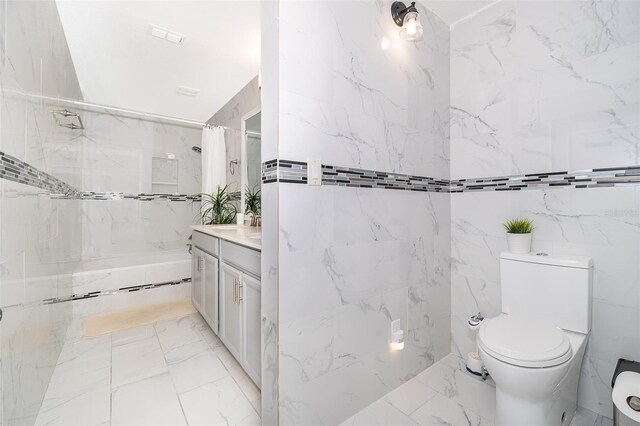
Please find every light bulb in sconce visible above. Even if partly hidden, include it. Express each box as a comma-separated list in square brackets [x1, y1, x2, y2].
[391, 1, 424, 42]
[380, 36, 390, 50]
[406, 17, 417, 36]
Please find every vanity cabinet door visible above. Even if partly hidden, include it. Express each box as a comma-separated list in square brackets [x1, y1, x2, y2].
[202, 251, 219, 334]
[220, 262, 242, 360]
[191, 248, 204, 313]
[242, 273, 261, 388]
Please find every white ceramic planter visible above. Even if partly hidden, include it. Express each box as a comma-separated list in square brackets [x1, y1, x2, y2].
[506, 233, 532, 254]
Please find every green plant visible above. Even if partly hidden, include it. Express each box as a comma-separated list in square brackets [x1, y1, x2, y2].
[199, 184, 237, 225]
[503, 218, 534, 234]
[244, 185, 261, 216]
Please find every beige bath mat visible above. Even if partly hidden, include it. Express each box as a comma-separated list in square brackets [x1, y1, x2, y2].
[83, 298, 197, 337]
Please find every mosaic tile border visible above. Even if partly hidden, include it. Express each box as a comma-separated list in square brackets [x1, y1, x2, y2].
[78, 192, 201, 202]
[450, 166, 640, 192]
[0, 152, 202, 201]
[0, 151, 79, 196]
[262, 160, 640, 193]
[262, 159, 450, 191]
[0, 277, 191, 311]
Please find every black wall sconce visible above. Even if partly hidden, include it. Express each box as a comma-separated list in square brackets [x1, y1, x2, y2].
[391, 1, 424, 41]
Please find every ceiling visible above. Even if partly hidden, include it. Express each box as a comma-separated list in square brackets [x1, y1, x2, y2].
[56, 1, 261, 122]
[422, 0, 497, 26]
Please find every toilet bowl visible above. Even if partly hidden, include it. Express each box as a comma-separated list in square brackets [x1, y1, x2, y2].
[479, 314, 589, 425]
[481, 252, 593, 426]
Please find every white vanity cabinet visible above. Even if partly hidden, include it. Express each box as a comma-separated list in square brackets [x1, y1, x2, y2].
[191, 228, 261, 388]
[191, 232, 219, 334]
[242, 273, 262, 384]
[219, 240, 262, 388]
[220, 263, 243, 360]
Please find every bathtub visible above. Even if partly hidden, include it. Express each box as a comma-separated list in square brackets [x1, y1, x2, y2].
[71, 250, 192, 318]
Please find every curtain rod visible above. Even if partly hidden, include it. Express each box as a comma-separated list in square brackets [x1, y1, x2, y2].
[18, 91, 207, 128]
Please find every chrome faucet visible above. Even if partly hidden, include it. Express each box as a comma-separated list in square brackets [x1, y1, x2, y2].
[245, 211, 260, 227]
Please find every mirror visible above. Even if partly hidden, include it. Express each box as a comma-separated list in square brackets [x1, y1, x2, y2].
[241, 109, 262, 219]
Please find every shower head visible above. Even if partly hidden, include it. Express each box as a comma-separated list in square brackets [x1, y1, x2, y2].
[192, 146, 201, 154]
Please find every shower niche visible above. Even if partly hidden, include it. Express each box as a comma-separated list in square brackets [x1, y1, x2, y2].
[151, 156, 179, 193]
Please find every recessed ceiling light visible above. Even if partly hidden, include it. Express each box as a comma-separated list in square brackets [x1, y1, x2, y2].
[149, 24, 184, 45]
[176, 86, 200, 97]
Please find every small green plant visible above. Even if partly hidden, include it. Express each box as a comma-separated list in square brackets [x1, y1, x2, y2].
[503, 218, 534, 234]
[199, 184, 237, 225]
[244, 185, 261, 216]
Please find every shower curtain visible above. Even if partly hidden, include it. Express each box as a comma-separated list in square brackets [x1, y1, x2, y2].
[201, 126, 226, 194]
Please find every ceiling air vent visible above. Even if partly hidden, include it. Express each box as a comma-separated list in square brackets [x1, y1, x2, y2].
[149, 24, 184, 44]
[176, 86, 200, 97]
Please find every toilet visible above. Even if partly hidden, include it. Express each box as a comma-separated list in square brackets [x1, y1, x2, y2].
[478, 252, 593, 426]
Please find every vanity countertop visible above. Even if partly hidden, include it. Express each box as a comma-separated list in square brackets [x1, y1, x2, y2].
[190, 224, 261, 251]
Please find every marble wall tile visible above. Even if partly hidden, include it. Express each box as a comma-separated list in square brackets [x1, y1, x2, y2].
[77, 109, 202, 195]
[207, 76, 261, 194]
[260, 2, 279, 421]
[277, 0, 450, 179]
[277, 183, 450, 424]
[80, 198, 197, 260]
[450, 0, 640, 180]
[269, 1, 451, 423]
[260, 181, 278, 425]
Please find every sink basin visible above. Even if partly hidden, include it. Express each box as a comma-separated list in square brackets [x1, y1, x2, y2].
[248, 233, 261, 240]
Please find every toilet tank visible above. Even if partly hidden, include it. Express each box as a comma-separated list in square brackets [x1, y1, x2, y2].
[500, 252, 593, 334]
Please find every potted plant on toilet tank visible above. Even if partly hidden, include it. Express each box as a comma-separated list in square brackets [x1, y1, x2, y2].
[503, 218, 534, 254]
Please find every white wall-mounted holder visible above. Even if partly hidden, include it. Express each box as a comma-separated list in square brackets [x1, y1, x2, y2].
[390, 319, 404, 351]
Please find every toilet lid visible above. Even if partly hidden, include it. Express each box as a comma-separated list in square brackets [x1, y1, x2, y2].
[479, 314, 572, 368]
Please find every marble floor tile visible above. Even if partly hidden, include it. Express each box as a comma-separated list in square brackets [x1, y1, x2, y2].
[154, 314, 207, 352]
[383, 378, 438, 416]
[161, 337, 212, 366]
[410, 393, 489, 426]
[36, 312, 261, 426]
[167, 349, 228, 394]
[111, 373, 186, 426]
[229, 364, 261, 413]
[215, 342, 241, 370]
[56, 334, 111, 366]
[35, 385, 110, 426]
[572, 406, 599, 426]
[341, 398, 419, 426]
[179, 376, 261, 426]
[346, 354, 613, 426]
[198, 320, 224, 349]
[415, 354, 496, 421]
[112, 334, 168, 388]
[594, 414, 614, 426]
[112, 323, 156, 347]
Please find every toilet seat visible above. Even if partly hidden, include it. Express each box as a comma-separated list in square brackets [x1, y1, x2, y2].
[479, 314, 572, 368]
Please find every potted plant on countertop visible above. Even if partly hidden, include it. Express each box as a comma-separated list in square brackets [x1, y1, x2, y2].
[199, 184, 237, 225]
[503, 217, 534, 254]
[244, 185, 261, 227]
